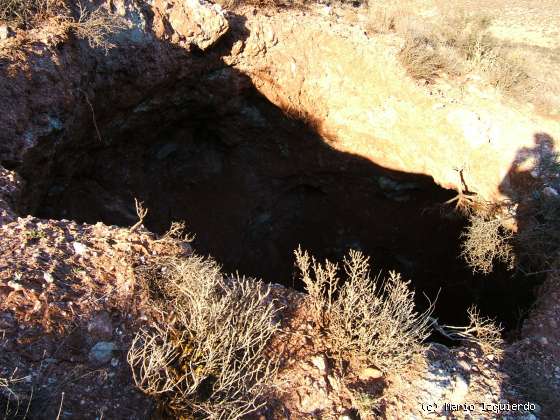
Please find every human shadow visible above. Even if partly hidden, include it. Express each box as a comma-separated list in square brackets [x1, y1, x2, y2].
[496, 132, 560, 418]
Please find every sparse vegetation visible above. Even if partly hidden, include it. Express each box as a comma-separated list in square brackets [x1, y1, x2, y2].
[295, 247, 433, 372]
[0, 373, 27, 418]
[461, 139, 560, 275]
[397, 12, 512, 86]
[127, 254, 280, 419]
[0, 0, 124, 53]
[24, 228, 45, 241]
[388, 7, 551, 109]
[353, 390, 381, 419]
[70, 2, 126, 52]
[434, 306, 504, 357]
[460, 206, 515, 274]
[398, 34, 453, 82]
[0, 0, 55, 27]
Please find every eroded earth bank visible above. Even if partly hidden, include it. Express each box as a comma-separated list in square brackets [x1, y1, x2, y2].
[1, 0, 559, 418]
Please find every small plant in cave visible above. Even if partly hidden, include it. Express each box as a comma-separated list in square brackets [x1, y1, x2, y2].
[294, 247, 433, 373]
[24, 227, 46, 241]
[460, 206, 515, 274]
[433, 305, 504, 357]
[461, 140, 560, 275]
[127, 254, 280, 419]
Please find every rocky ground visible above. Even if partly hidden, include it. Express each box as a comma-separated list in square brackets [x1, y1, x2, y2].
[1, 0, 559, 418]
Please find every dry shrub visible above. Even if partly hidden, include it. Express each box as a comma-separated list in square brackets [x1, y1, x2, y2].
[0, 0, 55, 26]
[398, 34, 452, 82]
[435, 306, 504, 357]
[462, 146, 560, 275]
[0, 374, 27, 418]
[127, 254, 280, 419]
[365, 1, 408, 34]
[461, 210, 515, 274]
[64, 3, 126, 52]
[0, 1, 124, 54]
[295, 247, 433, 372]
[396, 9, 539, 101]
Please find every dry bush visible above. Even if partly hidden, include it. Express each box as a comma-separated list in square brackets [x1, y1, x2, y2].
[462, 147, 560, 275]
[0, 0, 124, 53]
[128, 255, 280, 419]
[396, 9, 539, 101]
[398, 34, 452, 82]
[70, 3, 125, 50]
[0, 0, 54, 26]
[435, 306, 504, 357]
[365, 1, 407, 34]
[295, 247, 433, 372]
[0, 374, 27, 417]
[461, 208, 515, 274]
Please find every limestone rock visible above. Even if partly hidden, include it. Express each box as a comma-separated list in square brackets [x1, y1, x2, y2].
[359, 367, 383, 380]
[311, 354, 328, 374]
[0, 24, 14, 40]
[89, 341, 116, 365]
[154, 0, 229, 50]
[449, 374, 469, 403]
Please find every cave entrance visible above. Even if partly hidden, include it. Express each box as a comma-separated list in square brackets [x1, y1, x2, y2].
[17, 68, 538, 336]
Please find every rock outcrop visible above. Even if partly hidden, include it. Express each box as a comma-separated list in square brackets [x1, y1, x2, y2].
[1, 0, 558, 203]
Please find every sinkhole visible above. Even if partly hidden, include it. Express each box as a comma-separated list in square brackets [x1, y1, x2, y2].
[15, 68, 540, 339]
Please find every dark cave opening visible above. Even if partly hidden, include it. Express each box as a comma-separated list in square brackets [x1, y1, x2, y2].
[15, 72, 541, 339]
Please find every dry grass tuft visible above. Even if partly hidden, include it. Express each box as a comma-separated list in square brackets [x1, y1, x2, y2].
[0, 373, 27, 417]
[128, 254, 280, 419]
[393, 9, 545, 107]
[398, 34, 452, 82]
[295, 247, 433, 372]
[365, 1, 408, 34]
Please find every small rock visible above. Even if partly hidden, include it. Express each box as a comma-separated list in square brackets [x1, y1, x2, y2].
[311, 354, 327, 374]
[110, 357, 119, 368]
[0, 24, 14, 40]
[89, 342, 116, 364]
[72, 241, 87, 255]
[538, 336, 549, 346]
[7, 280, 23, 291]
[327, 375, 339, 391]
[457, 360, 471, 371]
[359, 367, 383, 380]
[43, 272, 54, 284]
[543, 186, 559, 197]
[449, 374, 469, 403]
